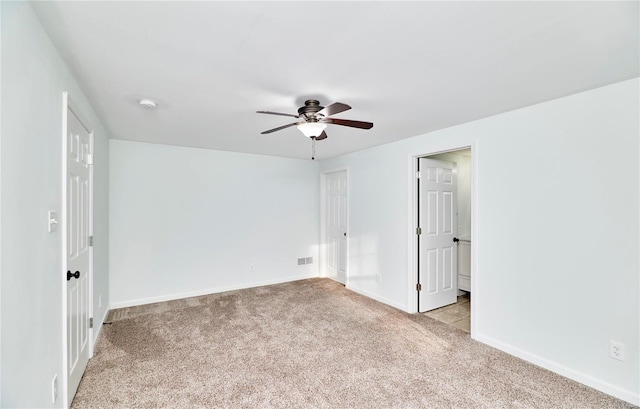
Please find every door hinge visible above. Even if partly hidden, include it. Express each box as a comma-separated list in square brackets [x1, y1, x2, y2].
[416, 227, 422, 235]
[415, 171, 422, 179]
[87, 153, 94, 165]
[88, 236, 94, 246]
[89, 318, 93, 329]
[416, 283, 422, 291]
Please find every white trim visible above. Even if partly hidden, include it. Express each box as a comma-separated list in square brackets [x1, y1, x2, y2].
[319, 172, 327, 278]
[406, 155, 419, 313]
[61, 92, 69, 409]
[475, 333, 639, 406]
[344, 168, 350, 286]
[320, 165, 350, 175]
[109, 273, 317, 310]
[87, 130, 95, 358]
[346, 284, 408, 312]
[469, 144, 480, 338]
[319, 166, 349, 284]
[0, 12, 3, 401]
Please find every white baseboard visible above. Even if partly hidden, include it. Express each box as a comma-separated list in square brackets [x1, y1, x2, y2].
[109, 273, 317, 310]
[346, 284, 409, 312]
[475, 333, 639, 406]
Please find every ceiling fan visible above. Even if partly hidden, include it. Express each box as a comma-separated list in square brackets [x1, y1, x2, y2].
[257, 100, 373, 159]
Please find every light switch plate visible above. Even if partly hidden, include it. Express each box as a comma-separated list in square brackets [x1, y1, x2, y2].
[48, 210, 58, 233]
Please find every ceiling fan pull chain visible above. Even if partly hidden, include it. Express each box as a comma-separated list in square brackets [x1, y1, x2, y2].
[311, 138, 316, 160]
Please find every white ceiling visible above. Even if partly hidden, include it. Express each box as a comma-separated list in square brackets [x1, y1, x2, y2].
[32, 1, 638, 160]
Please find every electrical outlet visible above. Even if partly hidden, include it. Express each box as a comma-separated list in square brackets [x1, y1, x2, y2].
[376, 273, 382, 283]
[51, 374, 58, 404]
[610, 340, 626, 361]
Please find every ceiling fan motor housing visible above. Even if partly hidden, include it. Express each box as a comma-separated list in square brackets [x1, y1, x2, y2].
[298, 99, 324, 120]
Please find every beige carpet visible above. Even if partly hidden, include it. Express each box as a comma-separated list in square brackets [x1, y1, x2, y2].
[72, 278, 635, 408]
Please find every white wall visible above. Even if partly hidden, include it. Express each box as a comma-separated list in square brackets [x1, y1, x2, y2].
[0, 3, 109, 408]
[320, 79, 639, 404]
[109, 140, 319, 307]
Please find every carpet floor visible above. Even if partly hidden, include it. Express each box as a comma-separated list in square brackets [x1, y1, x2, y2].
[72, 278, 635, 408]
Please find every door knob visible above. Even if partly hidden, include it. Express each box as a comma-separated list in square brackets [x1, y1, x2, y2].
[453, 237, 459, 243]
[343, 232, 347, 237]
[67, 270, 80, 281]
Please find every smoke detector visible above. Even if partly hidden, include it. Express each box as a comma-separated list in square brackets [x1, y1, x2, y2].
[139, 99, 157, 109]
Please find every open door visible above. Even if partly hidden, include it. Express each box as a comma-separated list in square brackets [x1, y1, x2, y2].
[418, 158, 457, 312]
[65, 104, 93, 403]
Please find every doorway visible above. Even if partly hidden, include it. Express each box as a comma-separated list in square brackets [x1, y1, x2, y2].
[413, 148, 473, 333]
[321, 169, 348, 284]
[63, 93, 94, 406]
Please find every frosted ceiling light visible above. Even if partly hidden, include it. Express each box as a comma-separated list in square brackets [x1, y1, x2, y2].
[297, 122, 327, 138]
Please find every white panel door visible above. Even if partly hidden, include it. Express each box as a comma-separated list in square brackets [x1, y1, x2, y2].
[67, 108, 92, 401]
[418, 158, 457, 312]
[325, 171, 348, 284]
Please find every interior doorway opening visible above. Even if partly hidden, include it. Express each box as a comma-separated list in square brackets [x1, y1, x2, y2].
[415, 147, 472, 333]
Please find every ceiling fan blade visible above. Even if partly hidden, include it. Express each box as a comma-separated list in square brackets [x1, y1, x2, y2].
[260, 122, 303, 134]
[321, 118, 373, 130]
[256, 110, 299, 118]
[315, 131, 328, 141]
[317, 102, 351, 117]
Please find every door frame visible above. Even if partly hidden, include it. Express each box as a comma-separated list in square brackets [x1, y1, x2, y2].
[407, 142, 478, 337]
[61, 92, 95, 407]
[319, 166, 349, 285]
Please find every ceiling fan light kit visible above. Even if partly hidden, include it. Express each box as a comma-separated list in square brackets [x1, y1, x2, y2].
[257, 99, 373, 159]
[297, 122, 327, 138]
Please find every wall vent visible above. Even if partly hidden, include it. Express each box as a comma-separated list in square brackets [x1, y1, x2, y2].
[297, 258, 306, 266]
[305, 257, 313, 264]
